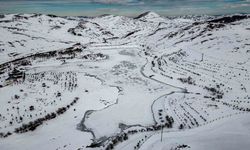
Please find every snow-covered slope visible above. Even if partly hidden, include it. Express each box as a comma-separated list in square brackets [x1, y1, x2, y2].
[0, 12, 250, 150]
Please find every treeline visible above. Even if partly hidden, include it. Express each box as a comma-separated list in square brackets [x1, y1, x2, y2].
[90, 115, 175, 150]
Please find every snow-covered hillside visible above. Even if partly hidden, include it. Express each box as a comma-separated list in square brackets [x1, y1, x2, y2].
[0, 12, 250, 150]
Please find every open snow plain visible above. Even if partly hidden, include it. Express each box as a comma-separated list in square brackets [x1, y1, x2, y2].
[0, 12, 250, 150]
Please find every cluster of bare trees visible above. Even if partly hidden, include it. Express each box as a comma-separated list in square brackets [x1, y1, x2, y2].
[105, 133, 129, 150]
[178, 76, 196, 85]
[0, 97, 79, 138]
[170, 144, 190, 150]
[0, 132, 12, 138]
[14, 97, 78, 134]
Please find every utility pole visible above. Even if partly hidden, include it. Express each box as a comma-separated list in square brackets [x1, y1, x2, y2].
[201, 53, 204, 62]
[161, 125, 163, 142]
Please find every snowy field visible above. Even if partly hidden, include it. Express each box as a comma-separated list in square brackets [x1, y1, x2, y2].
[0, 12, 250, 150]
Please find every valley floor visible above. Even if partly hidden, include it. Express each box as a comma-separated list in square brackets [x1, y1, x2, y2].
[0, 12, 250, 150]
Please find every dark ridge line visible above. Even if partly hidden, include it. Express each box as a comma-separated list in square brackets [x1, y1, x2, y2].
[123, 30, 141, 38]
[0, 43, 84, 71]
[207, 14, 249, 24]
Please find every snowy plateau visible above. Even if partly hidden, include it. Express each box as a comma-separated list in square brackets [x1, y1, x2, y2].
[0, 12, 250, 150]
